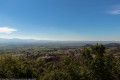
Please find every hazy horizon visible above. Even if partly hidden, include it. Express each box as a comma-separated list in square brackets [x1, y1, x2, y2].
[0, 38, 120, 42]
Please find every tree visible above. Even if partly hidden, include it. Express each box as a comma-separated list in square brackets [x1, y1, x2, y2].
[91, 44, 105, 57]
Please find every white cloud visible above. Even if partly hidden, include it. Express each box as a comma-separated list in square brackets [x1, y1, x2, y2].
[0, 27, 17, 34]
[108, 5, 120, 15]
[109, 10, 120, 15]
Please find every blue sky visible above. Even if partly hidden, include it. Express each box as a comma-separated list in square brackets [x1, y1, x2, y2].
[0, 0, 120, 41]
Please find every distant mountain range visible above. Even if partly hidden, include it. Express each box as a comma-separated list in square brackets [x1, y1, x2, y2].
[0, 38, 51, 44]
[0, 38, 120, 44]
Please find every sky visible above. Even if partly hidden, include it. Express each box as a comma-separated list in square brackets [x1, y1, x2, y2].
[0, 0, 120, 41]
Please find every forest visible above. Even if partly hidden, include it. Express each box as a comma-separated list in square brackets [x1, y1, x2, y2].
[0, 44, 119, 80]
